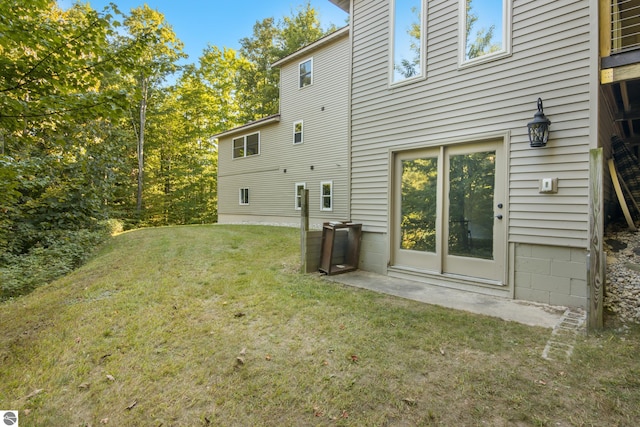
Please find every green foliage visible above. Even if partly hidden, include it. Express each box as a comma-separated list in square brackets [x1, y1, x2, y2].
[0, 226, 111, 300]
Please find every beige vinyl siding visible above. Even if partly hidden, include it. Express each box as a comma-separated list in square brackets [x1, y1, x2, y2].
[277, 31, 350, 221]
[217, 31, 350, 225]
[349, 0, 593, 248]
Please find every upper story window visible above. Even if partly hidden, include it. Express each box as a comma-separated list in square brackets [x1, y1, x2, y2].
[391, 0, 424, 84]
[299, 58, 313, 88]
[293, 121, 303, 144]
[232, 132, 260, 159]
[459, 0, 511, 65]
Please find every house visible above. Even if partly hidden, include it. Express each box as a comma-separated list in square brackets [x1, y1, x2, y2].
[219, 0, 640, 323]
[215, 27, 350, 228]
[323, 0, 640, 318]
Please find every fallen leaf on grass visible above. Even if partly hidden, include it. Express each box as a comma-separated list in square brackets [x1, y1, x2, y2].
[234, 312, 246, 318]
[439, 348, 445, 356]
[265, 354, 272, 361]
[106, 374, 116, 382]
[100, 417, 109, 424]
[536, 379, 547, 386]
[78, 382, 91, 390]
[341, 410, 349, 418]
[350, 355, 358, 362]
[239, 347, 246, 355]
[126, 400, 137, 410]
[236, 357, 245, 366]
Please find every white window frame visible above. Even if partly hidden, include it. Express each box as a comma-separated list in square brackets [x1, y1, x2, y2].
[293, 120, 304, 144]
[389, 0, 426, 86]
[239, 188, 249, 205]
[458, 0, 512, 67]
[295, 182, 306, 210]
[232, 131, 260, 159]
[299, 58, 313, 88]
[320, 180, 333, 211]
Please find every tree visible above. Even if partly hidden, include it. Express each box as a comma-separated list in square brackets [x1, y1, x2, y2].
[0, 0, 133, 298]
[235, 17, 281, 122]
[235, 3, 329, 122]
[278, 2, 328, 57]
[121, 5, 185, 214]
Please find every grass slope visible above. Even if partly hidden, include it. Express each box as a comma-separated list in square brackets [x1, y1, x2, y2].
[1, 225, 639, 426]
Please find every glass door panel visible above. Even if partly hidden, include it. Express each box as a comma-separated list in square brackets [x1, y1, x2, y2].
[393, 149, 440, 271]
[447, 150, 496, 260]
[401, 157, 438, 252]
[443, 142, 504, 281]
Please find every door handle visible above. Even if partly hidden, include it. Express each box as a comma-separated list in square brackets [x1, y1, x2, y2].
[496, 214, 503, 220]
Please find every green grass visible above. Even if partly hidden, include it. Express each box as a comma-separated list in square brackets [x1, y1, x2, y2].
[1, 224, 639, 426]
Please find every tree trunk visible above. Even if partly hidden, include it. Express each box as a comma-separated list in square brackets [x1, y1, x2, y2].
[136, 77, 148, 213]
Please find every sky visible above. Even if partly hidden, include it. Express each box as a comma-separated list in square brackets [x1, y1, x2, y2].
[57, 0, 349, 65]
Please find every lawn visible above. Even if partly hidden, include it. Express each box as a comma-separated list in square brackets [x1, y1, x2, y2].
[1, 225, 639, 426]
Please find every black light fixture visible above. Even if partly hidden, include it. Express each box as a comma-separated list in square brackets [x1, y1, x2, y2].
[527, 98, 551, 148]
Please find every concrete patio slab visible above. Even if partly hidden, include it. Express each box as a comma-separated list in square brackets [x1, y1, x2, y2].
[323, 270, 567, 328]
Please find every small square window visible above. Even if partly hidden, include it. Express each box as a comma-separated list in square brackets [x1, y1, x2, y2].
[293, 121, 303, 144]
[239, 188, 249, 205]
[320, 181, 332, 211]
[299, 58, 313, 88]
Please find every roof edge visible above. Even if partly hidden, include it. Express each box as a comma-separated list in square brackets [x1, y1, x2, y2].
[271, 26, 349, 68]
[329, 0, 350, 13]
[213, 114, 281, 139]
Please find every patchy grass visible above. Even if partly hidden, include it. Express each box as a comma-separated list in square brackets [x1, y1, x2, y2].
[1, 224, 639, 426]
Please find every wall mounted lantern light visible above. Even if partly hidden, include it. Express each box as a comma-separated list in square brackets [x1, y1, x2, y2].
[527, 98, 551, 148]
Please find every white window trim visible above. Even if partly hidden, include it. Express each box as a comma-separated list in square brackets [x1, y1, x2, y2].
[389, 0, 427, 87]
[458, 0, 512, 68]
[239, 188, 249, 205]
[232, 131, 261, 159]
[295, 182, 306, 210]
[293, 120, 304, 145]
[299, 58, 313, 88]
[320, 180, 333, 211]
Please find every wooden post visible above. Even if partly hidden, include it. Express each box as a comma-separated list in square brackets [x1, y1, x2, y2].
[588, 148, 604, 331]
[300, 189, 309, 273]
[600, 0, 611, 58]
